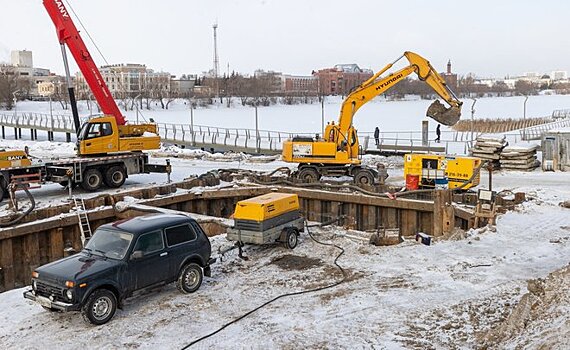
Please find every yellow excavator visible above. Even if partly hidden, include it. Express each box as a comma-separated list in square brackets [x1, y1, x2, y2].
[282, 51, 463, 185]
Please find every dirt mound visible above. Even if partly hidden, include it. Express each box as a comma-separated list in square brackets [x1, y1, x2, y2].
[270, 254, 324, 271]
[479, 264, 570, 349]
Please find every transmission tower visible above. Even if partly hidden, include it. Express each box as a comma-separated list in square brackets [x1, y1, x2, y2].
[212, 22, 220, 97]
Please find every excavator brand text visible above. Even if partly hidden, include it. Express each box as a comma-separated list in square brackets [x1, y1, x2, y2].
[54, 1, 69, 18]
[376, 74, 403, 90]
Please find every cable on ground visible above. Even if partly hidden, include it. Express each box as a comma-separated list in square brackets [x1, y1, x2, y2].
[181, 217, 347, 349]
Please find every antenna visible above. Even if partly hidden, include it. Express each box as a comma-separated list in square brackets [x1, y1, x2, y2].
[212, 22, 220, 97]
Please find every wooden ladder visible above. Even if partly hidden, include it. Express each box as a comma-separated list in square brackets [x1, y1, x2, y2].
[73, 196, 92, 246]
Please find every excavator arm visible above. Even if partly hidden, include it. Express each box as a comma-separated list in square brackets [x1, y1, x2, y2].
[336, 51, 462, 136]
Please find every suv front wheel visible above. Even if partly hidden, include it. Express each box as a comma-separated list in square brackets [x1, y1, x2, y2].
[81, 289, 118, 325]
[176, 263, 203, 294]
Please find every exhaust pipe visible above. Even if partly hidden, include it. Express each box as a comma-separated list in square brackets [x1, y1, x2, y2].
[426, 100, 461, 126]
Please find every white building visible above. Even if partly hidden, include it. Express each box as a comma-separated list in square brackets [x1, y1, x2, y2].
[76, 63, 171, 98]
[11, 50, 33, 68]
[551, 71, 568, 81]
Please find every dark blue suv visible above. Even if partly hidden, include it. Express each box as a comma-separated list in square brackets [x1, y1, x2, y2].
[24, 213, 213, 325]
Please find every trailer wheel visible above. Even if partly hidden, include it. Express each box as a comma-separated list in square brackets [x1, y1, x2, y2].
[297, 167, 320, 183]
[81, 168, 103, 191]
[353, 169, 375, 186]
[283, 227, 299, 249]
[104, 166, 126, 188]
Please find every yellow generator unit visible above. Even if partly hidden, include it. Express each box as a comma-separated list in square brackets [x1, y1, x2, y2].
[228, 192, 304, 249]
[403, 153, 481, 190]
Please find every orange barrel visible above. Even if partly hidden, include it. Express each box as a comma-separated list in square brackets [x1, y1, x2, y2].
[405, 174, 419, 190]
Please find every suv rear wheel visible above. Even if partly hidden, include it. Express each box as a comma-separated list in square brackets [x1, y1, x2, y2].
[81, 289, 117, 325]
[176, 263, 203, 294]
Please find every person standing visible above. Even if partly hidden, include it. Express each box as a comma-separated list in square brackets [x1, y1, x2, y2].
[435, 124, 441, 143]
[374, 126, 380, 146]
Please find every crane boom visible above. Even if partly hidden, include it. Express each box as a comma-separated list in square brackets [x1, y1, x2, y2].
[43, 0, 125, 125]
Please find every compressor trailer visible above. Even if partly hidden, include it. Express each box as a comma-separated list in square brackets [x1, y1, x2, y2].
[227, 193, 304, 250]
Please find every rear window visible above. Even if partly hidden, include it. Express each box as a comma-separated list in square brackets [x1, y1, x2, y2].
[165, 224, 197, 246]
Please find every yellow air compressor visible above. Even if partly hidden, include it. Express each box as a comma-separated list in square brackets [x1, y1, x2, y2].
[227, 192, 304, 249]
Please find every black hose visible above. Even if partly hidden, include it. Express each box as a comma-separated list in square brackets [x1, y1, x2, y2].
[0, 184, 36, 227]
[181, 218, 347, 349]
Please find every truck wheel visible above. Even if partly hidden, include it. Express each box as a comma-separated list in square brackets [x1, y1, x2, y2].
[353, 169, 375, 185]
[81, 168, 103, 191]
[81, 289, 117, 325]
[104, 166, 126, 188]
[283, 227, 298, 249]
[176, 263, 203, 294]
[297, 167, 320, 183]
[0, 176, 8, 199]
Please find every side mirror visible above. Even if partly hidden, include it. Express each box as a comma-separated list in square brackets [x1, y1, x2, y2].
[130, 251, 144, 260]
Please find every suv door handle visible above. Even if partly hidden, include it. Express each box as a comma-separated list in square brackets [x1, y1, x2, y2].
[160, 252, 168, 257]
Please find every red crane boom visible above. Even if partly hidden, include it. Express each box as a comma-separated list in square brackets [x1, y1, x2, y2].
[43, 0, 126, 125]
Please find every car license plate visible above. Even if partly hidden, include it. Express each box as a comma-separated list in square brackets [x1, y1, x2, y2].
[36, 296, 52, 308]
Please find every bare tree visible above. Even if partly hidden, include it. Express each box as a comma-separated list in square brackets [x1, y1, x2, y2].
[0, 69, 19, 110]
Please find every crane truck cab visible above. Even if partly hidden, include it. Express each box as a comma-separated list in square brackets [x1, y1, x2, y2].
[77, 116, 160, 155]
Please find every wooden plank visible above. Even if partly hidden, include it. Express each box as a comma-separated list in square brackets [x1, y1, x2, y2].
[0, 239, 14, 292]
[313, 200, 322, 223]
[401, 210, 418, 236]
[23, 233, 40, 286]
[49, 228, 64, 261]
[277, 187, 433, 212]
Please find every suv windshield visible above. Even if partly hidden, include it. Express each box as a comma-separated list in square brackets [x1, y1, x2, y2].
[84, 229, 133, 260]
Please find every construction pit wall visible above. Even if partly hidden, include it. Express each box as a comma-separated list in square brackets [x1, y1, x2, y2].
[0, 176, 524, 293]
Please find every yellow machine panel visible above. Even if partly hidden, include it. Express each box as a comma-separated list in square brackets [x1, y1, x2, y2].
[404, 153, 481, 189]
[0, 150, 32, 168]
[234, 193, 299, 222]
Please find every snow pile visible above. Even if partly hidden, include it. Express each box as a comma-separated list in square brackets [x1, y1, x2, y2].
[500, 144, 540, 171]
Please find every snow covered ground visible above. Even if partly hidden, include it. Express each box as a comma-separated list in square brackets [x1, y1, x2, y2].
[0, 97, 569, 349]
[0, 141, 569, 348]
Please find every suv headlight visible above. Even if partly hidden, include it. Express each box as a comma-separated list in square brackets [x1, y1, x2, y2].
[66, 289, 73, 300]
[32, 280, 37, 291]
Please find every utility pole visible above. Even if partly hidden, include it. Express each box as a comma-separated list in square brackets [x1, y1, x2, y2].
[212, 22, 220, 99]
[523, 95, 529, 140]
[470, 98, 477, 149]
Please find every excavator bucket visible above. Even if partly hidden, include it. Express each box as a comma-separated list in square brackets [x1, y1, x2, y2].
[426, 100, 461, 126]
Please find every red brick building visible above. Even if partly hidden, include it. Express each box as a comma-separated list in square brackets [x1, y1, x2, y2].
[313, 64, 373, 95]
[283, 75, 318, 94]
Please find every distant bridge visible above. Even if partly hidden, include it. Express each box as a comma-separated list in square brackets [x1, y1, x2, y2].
[10, 111, 566, 155]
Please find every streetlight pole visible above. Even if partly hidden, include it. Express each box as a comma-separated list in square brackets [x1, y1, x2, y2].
[321, 95, 325, 138]
[12, 90, 20, 118]
[134, 94, 141, 124]
[255, 103, 260, 153]
[523, 95, 529, 140]
[470, 98, 477, 149]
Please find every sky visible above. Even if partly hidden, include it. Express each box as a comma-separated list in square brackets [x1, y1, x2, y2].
[0, 0, 569, 78]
